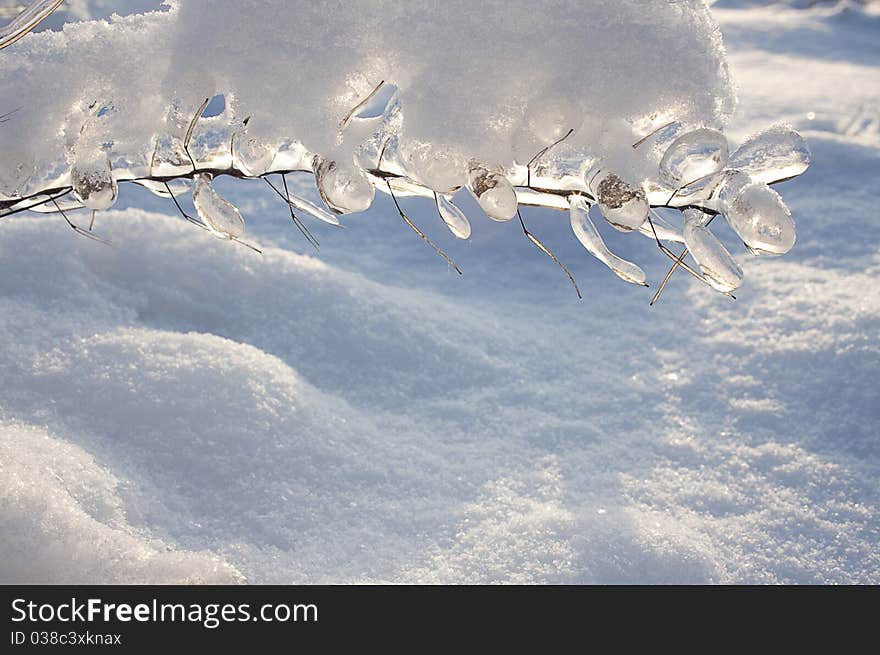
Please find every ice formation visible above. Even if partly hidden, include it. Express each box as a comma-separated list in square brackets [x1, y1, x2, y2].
[0, 0, 811, 301]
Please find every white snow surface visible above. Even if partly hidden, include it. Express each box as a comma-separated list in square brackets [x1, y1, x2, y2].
[1, 1, 879, 583]
[0, 0, 733, 192]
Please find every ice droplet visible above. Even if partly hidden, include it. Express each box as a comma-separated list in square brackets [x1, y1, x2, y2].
[729, 124, 811, 185]
[435, 193, 471, 240]
[725, 183, 796, 255]
[466, 165, 518, 222]
[570, 196, 646, 285]
[682, 209, 743, 292]
[400, 140, 466, 194]
[234, 128, 276, 177]
[71, 150, 117, 210]
[592, 171, 648, 232]
[712, 169, 751, 211]
[192, 173, 245, 239]
[150, 134, 192, 178]
[313, 157, 374, 215]
[659, 128, 729, 188]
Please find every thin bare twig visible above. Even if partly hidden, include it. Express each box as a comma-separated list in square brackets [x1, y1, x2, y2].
[517, 209, 581, 299]
[386, 179, 461, 274]
[262, 175, 320, 250]
[526, 128, 574, 188]
[339, 80, 385, 130]
[51, 197, 112, 245]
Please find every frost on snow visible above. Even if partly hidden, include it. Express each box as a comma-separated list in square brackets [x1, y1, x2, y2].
[0, 0, 811, 301]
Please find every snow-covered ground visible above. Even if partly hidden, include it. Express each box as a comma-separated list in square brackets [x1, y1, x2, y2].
[1, 1, 878, 583]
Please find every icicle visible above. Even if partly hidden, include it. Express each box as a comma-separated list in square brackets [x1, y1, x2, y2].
[313, 156, 374, 215]
[569, 196, 646, 285]
[591, 171, 649, 232]
[682, 209, 743, 293]
[724, 183, 796, 255]
[435, 193, 471, 240]
[466, 164, 518, 222]
[192, 173, 245, 240]
[729, 124, 811, 184]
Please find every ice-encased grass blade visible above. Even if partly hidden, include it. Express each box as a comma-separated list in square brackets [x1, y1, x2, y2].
[570, 195, 646, 285]
[435, 193, 471, 240]
[682, 209, 743, 293]
[0, 0, 63, 50]
[192, 173, 245, 240]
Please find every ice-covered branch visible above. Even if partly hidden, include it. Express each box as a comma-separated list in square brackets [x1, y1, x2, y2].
[0, 0, 811, 301]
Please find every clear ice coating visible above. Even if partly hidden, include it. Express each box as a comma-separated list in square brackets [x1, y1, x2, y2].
[659, 128, 729, 189]
[233, 128, 277, 178]
[570, 196, 646, 285]
[466, 164, 518, 222]
[150, 134, 193, 178]
[729, 125, 812, 185]
[435, 193, 471, 240]
[71, 150, 117, 211]
[0, 0, 63, 50]
[712, 169, 752, 211]
[133, 178, 192, 199]
[313, 157, 374, 215]
[192, 173, 245, 240]
[724, 183, 797, 255]
[399, 141, 467, 194]
[282, 188, 342, 227]
[592, 172, 649, 232]
[0, 1, 815, 299]
[682, 209, 743, 293]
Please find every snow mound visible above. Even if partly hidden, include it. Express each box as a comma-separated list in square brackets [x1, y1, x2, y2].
[0, 420, 244, 584]
[0, 206, 877, 583]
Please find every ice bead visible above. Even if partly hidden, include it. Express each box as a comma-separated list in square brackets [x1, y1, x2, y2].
[233, 128, 276, 177]
[725, 183, 796, 255]
[71, 150, 117, 210]
[659, 128, 729, 188]
[399, 140, 466, 194]
[729, 125, 811, 185]
[313, 157, 374, 215]
[467, 165, 518, 222]
[592, 172, 648, 232]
